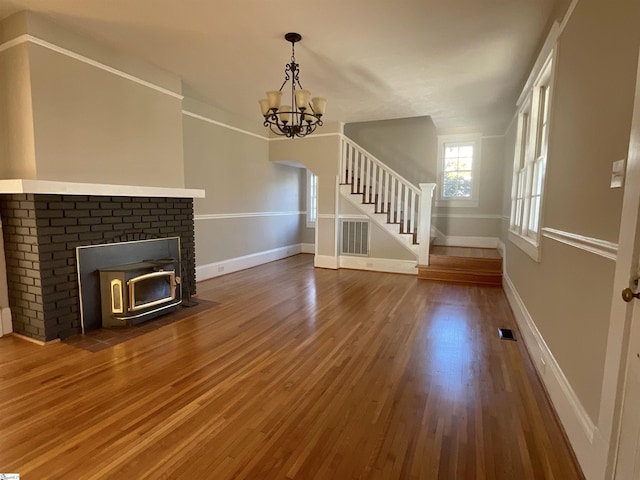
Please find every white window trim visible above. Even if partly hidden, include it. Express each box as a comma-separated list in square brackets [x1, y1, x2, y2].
[435, 133, 482, 207]
[306, 170, 317, 228]
[508, 49, 556, 262]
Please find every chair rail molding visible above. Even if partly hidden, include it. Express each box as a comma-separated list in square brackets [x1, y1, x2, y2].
[541, 227, 618, 261]
[195, 211, 304, 221]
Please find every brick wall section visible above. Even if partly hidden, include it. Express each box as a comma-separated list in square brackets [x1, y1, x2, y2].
[0, 194, 196, 342]
[0, 195, 46, 339]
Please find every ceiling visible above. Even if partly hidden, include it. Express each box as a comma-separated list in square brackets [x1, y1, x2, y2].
[0, 0, 563, 133]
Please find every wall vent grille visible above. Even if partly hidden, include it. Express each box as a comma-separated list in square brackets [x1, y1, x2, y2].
[341, 219, 370, 256]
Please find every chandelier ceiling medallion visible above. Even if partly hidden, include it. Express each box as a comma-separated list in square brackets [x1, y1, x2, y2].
[259, 32, 327, 138]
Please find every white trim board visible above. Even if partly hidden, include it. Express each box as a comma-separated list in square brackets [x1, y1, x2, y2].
[0, 179, 205, 198]
[0, 34, 183, 100]
[269, 132, 343, 141]
[502, 273, 598, 478]
[314, 255, 339, 269]
[195, 211, 304, 221]
[183, 109, 345, 143]
[196, 244, 302, 282]
[301, 243, 315, 254]
[182, 110, 269, 141]
[541, 227, 618, 261]
[339, 256, 417, 275]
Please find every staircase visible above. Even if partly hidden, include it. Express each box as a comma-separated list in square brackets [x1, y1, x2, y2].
[338, 137, 503, 286]
[418, 246, 503, 285]
[339, 137, 434, 259]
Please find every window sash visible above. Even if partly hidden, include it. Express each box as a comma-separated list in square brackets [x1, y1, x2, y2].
[436, 134, 480, 207]
[307, 172, 317, 226]
[510, 56, 552, 248]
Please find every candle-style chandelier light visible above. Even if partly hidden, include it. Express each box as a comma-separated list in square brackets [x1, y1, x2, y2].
[259, 33, 327, 138]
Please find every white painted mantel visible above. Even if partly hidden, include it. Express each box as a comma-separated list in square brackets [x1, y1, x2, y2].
[0, 179, 206, 198]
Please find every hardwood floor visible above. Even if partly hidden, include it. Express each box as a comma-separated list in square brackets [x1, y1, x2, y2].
[0, 254, 582, 479]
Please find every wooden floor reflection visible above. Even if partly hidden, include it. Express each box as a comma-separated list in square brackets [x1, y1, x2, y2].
[0, 254, 583, 479]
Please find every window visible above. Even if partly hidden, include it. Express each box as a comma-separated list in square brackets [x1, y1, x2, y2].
[436, 133, 481, 207]
[306, 170, 317, 227]
[509, 52, 554, 261]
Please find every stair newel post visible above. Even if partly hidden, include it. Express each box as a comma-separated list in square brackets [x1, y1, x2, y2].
[418, 183, 436, 265]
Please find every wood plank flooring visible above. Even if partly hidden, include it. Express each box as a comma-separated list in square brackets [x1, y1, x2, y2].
[0, 254, 583, 479]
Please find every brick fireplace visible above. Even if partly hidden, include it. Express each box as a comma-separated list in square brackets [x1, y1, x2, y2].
[0, 191, 199, 342]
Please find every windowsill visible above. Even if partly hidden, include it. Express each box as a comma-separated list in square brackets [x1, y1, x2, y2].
[508, 229, 541, 262]
[306, 221, 316, 229]
[435, 198, 478, 208]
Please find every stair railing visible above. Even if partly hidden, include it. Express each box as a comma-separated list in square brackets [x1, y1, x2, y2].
[340, 136, 435, 265]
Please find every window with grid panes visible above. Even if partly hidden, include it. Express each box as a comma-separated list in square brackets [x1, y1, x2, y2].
[436, 133, 481, 207]
[306, 170, 317, 227]
[509, 53, 554, 261]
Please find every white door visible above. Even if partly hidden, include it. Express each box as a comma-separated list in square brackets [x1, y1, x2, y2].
[614, 49, 640, 479]
[616, 302, 640, 478]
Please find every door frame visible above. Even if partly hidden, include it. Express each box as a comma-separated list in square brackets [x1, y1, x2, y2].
[602, 47, 640, 479]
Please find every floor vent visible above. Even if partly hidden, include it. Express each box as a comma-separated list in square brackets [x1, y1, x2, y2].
[498, 328, 516, 341]
[341, 219, 370, 256]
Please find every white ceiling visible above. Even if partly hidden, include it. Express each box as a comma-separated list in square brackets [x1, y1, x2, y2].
[0, 0, 562, 132]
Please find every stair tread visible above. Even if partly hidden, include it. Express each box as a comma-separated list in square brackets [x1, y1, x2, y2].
[419, 266, 502, 276]
[417, 268, 502, 285]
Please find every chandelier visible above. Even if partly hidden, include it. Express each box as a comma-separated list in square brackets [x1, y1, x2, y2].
[259, 32, 327, 138]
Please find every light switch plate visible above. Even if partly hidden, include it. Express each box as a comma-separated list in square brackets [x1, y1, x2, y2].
[611, 159, 626, 188]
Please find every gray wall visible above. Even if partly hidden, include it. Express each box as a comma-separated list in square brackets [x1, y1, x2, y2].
[183, 98, 305, 267]
[505, 0, 640, 422]
[0, 11, 185, 188]
[344, 116, 437, 185]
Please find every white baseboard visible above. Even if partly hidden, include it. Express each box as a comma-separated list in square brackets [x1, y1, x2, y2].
[502, 273, 597, 477]
[497, 239, 506, 258]
[339, 256, 417, 275]
[0, 307, 12, 337]
[434, 235, 499, 248]
[301, 243, 315, 254]
[196, 244, 302, 281]
[314, 255, 339, 269]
